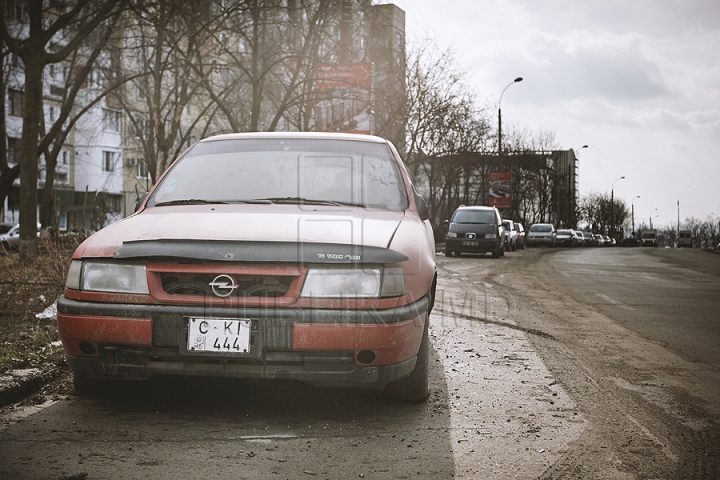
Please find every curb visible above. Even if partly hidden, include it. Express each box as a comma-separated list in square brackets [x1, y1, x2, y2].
[0, 368, 52, 408]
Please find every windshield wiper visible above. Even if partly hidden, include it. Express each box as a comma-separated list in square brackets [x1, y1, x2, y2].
[260, 197, 366, 207]
[153, 199, 227, 207]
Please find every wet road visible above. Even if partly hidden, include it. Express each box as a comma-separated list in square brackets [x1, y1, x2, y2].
[539, 247, 720, 367]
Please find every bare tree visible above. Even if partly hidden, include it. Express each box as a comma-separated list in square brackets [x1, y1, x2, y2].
[579, 191, 629, 234]
[1, 0, 123, 261]
[190, 0, 334, 134]
[0, 33, 21, 216]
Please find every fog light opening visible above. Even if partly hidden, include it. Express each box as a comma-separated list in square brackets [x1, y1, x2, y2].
[79, 341, 97, 356]
[356, 350, 376, 365]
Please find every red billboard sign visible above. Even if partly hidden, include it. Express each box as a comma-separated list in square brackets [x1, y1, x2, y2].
[315, 63, 372, 92]
[489, 171, 511, 209]
[313, 63, 373, 134]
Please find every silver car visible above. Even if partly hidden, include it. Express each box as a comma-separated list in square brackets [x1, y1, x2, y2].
[0, 223, 42, 251]
[527, 223, 557, 247]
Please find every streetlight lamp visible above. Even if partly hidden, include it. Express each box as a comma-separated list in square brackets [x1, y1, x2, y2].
[498, 77, 523, 157]
[631, 195, 640, 236]
[610, 176, 625, 238]
[649, 208, 658, 229]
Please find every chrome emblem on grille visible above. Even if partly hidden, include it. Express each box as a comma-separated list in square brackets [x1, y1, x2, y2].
[466, 233, 476, 239]
[209, 274, 238, 298]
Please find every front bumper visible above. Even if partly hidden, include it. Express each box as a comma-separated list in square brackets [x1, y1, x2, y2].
[445, 238, 500, 253]
[57, 296, 428, 389]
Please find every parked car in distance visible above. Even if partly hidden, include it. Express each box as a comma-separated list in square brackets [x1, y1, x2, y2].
[595, 234, 605, 246]
[556, 229, 578, 248]
[57, 132, 437, 402]
[678, 230, 692, 248]
[526, 223, 556, 248]
[581, 231, 595, 246]
[514, 223, 526, 249]
[502, 219, 518, 251]
[445, 206, 506, 258]
[0, 222, 41, 251]
[574, 230, 586, 247]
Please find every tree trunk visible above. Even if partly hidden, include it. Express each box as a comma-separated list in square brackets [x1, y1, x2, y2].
[18, 0, 45, 263]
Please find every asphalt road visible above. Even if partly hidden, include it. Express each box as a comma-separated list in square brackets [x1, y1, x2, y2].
[539, 247, 720, 368]
[502, 246, 720, 478]
[1, 246, 718, 478]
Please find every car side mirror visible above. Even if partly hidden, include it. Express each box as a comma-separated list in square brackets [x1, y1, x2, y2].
[135, 192, 149, 212]
[414, 192, 429, 221]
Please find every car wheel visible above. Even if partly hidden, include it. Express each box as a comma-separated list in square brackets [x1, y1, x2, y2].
[384, 306, 430, 403]
[445, 249, 453, 257]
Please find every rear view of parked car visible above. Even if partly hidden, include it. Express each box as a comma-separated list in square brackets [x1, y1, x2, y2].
[445, 206, 506, 258]
[514, 223, 525, 249]
[556, 229, 578, 248]
[577, 232, 595, 247]
[57, 133, 437, 402]
[527, 223, 556, 247]
[502, 219, 518, 251]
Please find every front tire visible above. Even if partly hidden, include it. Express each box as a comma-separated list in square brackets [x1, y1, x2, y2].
[384, 314, 429, 402]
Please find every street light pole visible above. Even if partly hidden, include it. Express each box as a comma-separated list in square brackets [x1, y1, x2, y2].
[611, 176, 625, 238]
[498, 77, 523, 157]
[649, 208, 658, 229]
[631, 195, 640, 236]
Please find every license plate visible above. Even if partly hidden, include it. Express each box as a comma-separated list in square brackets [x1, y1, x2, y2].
[462, 241, 479, 246]
[187, 317, 251, 354]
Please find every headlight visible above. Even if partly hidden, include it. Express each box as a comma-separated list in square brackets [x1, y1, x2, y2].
[446, 232, 457, 238]
[486, 233, 497, 239]
[66, 260, 149, 294]
[301, 267, 406, 298]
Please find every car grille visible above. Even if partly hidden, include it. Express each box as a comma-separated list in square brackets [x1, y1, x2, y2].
[146, 263, 305, 304]
[161, 272, 294, 297]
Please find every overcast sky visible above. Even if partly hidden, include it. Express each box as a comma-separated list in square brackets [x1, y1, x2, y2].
[388, 0, 720, 228]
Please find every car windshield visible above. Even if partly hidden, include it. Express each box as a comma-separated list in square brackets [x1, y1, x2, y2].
[557, 230, 571, 235]
[530, 225, 552, 232]
[148, 138, 408, 210]
[453, 210, 495, 224]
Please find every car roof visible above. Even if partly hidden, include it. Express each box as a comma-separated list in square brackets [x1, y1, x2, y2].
[199, 132, 390, 144]
[455, 205, 495, 211]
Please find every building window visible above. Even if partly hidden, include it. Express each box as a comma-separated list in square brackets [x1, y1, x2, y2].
[7, 137, 21, 164]
[103, 109, 121, 132]
[58, 212, 67, 231]
[102, 151, 115, 172]
[133, 116, 148, 139]
[106, 194, 122, 213]
[62, 150, 68, 165]
[55, 171, 68, 184]
[136, 78, 147, 100]
[9, 89, 23, 117]
[137, 159, 148, 178]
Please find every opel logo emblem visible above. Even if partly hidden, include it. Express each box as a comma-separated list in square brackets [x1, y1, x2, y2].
[467, 233, 476, 239]
[209, 274, 238, 298]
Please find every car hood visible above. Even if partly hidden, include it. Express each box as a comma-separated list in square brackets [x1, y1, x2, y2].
[77, 204, 406, 258]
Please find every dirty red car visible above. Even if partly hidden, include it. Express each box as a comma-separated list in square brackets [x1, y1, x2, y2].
[57, 133, 437, 401]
